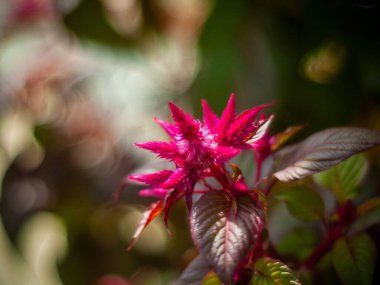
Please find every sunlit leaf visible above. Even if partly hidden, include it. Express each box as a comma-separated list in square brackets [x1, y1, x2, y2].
[127, 201, 163, 250]
[202, 271, 223, 285]
[190, 191, 263, 285]
[251, 257, 301, 285]
[276, 228, 319, 260]
[349, 197, 380, 234]
[332, 234, 376, 285]
[313, 154, 368, 202]
[275, 187, 325, 222]
[175, 255, 210, 285]
[274, 127, 380, 181]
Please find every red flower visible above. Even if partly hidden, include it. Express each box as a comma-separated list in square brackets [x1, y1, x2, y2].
[127, 94, 272, 249]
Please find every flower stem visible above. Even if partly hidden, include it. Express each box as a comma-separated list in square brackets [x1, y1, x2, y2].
[302, 226, 343, 269]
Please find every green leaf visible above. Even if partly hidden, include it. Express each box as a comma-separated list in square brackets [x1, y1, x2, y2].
[332, 234, 376, 285]
[190, 191, 264, 285]
[276, 228, 319, 260]
[274, 127, 380, 181]
[176, 255, 210, 285]
[313, 154, 368, 202]
[251, 257, 301, 285]
[275, 187, 325, 222]
[202, 272, 223, 285]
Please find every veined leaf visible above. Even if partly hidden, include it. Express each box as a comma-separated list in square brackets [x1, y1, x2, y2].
[332, 234, 376, 285]
[274, 127, 380, 181]
[127, 201, 163, 250]
[275, 187, 325, 222]
[251, 257, 301, 285]
[190, 191, 264, 285]
[202, 272, 223, 285]
[175, 255, 210, 285]
[276, 228, 319, 261]
[313, 154, 368, 203]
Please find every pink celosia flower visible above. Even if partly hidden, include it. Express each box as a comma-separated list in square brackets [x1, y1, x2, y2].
[127, 93, 272, 249]
[130, 94, 270, 199]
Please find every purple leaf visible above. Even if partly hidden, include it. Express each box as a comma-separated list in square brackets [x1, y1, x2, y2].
[274, 127, 380, 181]
[175, 255, 210, 285]
[190, 191, 264, 285]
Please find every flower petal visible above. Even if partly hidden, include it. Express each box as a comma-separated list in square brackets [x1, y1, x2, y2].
[224, 103, 272, 146]
[161, 168, 188, 188]
[168, 102, 200, 139]
[218, 93, 236, 135]
[216, 146, 240, 162]
[154, 118, 178, 139]
[129, 169, 173, 186]
[201, 99, 219, 132]
[136, 141, 178, 160]
[139, 188, 168, 199]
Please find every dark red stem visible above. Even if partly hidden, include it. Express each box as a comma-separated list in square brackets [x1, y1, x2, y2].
[302, 225, 343, 269]
[302, 200, 356, 269]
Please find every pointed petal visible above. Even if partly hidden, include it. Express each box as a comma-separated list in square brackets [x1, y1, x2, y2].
[154, 118, 178, 139]
[216, 146, 240, 162]
[129, 169, 173, 186]
[218, 93, 236, 134]
[224, 103, 273, 146]
[168, 102, 191, 124]
[139, 188, 168, 199]
[161, 168, 187, 188]
[127, 200, 163, 250]
[136, 141, 178, 160]
[201, 99, 219, 131]
[168, 102, 200, 139]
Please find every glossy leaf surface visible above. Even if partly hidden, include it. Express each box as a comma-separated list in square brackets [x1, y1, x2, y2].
[274, 127, 380, 181]
[332, 234, 376, 285]
[251, 257, 301, 285]
[313, 154, 368, 202]
[190, 191, 263, 284]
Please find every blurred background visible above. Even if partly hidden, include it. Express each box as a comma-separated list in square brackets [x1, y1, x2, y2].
[0, 0, 380, 284]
